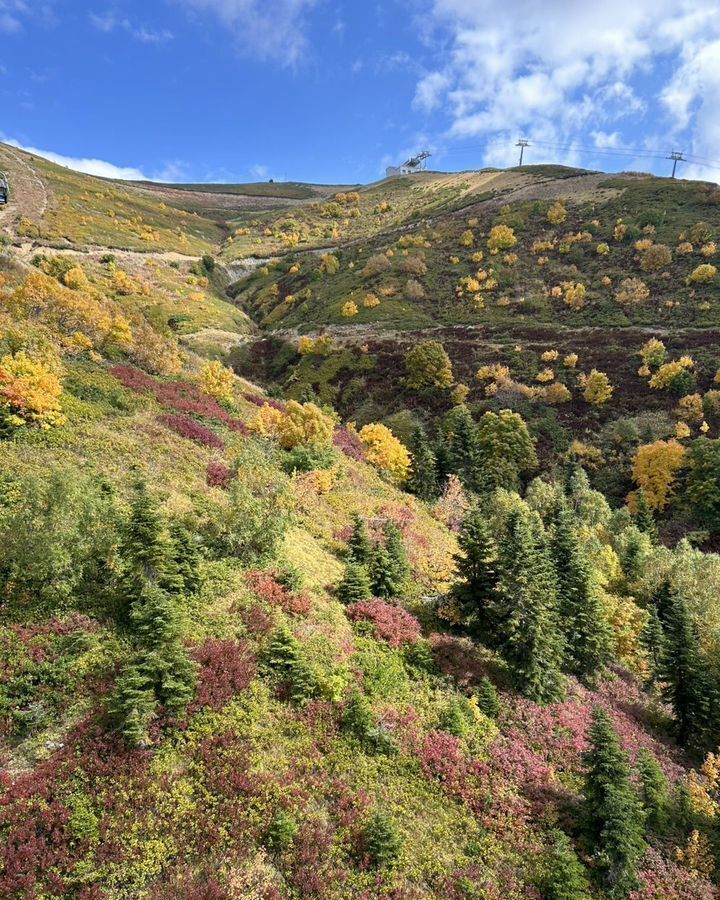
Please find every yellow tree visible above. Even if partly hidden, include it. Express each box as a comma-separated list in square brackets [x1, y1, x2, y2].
[579, 370, 613, 405]
[198, 360, 235, 405]
[358, 423, 410, 482]
[0, 351, 65, 431]
[632, 440, 686, 510]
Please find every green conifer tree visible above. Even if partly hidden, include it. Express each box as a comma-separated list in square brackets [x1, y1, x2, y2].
[661, 595, 711, 748]
[476, 676, 500, 718]
[538, 829, 592, 900]
[640, 606, 666, 686]
[493, 509, 565, 703]
[633, 489, 658, 544]
[451, 506, 498, 633]
[168, 521, 202, 595]
[264, 624, 317, 704]
[636, 748, 670, 834]
[111, 662, 156, 747]
[337, 561, 372, 604]
[407, 427, 439, 502]
[383, 521, 410, 594]
[550, 504, 612, 684]
[342, 688, 375, 741]
[364, 810, 402, 868]
[446, 406, 481, 492]
[368, 542, 398, 599]
[348, 513, 372, 565]
[582, 707, 646, 897]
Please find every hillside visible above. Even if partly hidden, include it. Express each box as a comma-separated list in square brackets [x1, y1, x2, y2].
[2, 146, 720, 898]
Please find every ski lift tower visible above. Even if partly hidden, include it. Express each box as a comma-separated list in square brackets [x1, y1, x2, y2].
[386, 151, 432, 178]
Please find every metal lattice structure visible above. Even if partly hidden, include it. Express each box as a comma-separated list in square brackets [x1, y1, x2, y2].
[385, 151, 432, 178]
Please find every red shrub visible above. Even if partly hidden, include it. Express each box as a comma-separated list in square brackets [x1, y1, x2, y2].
[346, 600, 421, 647]
[158, 414, 225, 449]
[242, 392, 286, 412]
[246, 571, 312, 617]
[242, 604, 273, 634]
[190, 639, 256, 712]
[111, 366, 249, 433]
[333, 427, 365, 462]
[206, 461, 234, 489]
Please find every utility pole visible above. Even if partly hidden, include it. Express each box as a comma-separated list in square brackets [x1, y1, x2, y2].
[516, 139, 530, 167]
[667, 151, 685, 179]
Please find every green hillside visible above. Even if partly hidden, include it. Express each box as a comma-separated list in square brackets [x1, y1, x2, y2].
[2, 152, 720, 898]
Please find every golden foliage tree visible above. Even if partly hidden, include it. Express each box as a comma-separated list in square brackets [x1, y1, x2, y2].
[487, 225, 517, 252]
[198, 360, 235, 405]
[0, 351, 65, 431]
[405, 341, 454, 390]
[358, 422, 410, 482]
[632, 439, 686, 510]
[579, 369, 613, 405]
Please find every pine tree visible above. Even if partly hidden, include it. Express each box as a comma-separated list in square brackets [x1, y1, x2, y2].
[652, 579, 675, 627]
[493, 509, 565, 703]
[337, 561, 372, 604]
[368, 542, 398, 599]
[383, 521, 410, 594]
[640, 606, 666, 686]
[661, 595, 711, 748]
[476, 676, 499, 718]
[348, 513, 372, 565]
[451, 506, 498, 633]
[634, 489, 658, 544]
[637, 748, 670, 834]
[550, 504, 612, 684]
[407, 427, 439, 502]
[364, 810, 402, 868]
[120, 480, 180, 599]
[538, 829, 592, 900]
[582, 707, 646, 897]
[265, 810, 298, 851]
[342, 688, 375, 741]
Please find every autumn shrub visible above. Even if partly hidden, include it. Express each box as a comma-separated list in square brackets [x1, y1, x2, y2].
[547, 201, 567, 225]
[404, 279, 425, 301]
[399, 255, 427, 276]
[346, 599, 421, 648]
[189, 639, 256, 711]
[197, 361, 235, 405]
[689, 264, 717, 284]
[246, 570, 312, 616]
[640, 243, 672, 272]
[341, 301, 358, 318]
[615, 278, 650, 306]
[206, 461, 234, 489]
[404, 341, 454, 390]
[333, 426, 365, 461]
[0, 350, 65, 432]
[158, 413, 225, 449]
[362, 254, 391, 278]
[579, 370, 613, 405]
[487, 225, 517, 252]
[129, 322, 182, 376]
[640, 338, 667, 368]
[649, 358, 695, 396]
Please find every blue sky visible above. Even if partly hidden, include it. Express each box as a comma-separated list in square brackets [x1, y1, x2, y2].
[1, 0, 719, 184]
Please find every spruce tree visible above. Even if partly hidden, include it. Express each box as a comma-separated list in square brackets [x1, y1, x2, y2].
[169, 522, 202, 595]
[264, 624, 317, 704]
[337, 562, 372, 604]
[364, 810, 402, 868]
[368, 542, 398, 599]
[637, 748, 670, 834]
[640, 606, 666, 686]
[342, 688, 375, 741]
[120, 480, 180, 600]
[407, 427, 439, 502]
[446, 406, 481, 492]
[493, 509, 565, 703]
[660, 595, 711, 748]
[633, 489, 658, 544]
[451, 506, 498, 633]
[476, 676, 499, 718]
[348, 513, 372, 565]
[652, 579, 675, 627]
[538, 829, 592, 900]
[383, 521, 410, 595]
[111, 662, 156, 747]
[550, 504, 612, 684]
[582, 707, 646, 897]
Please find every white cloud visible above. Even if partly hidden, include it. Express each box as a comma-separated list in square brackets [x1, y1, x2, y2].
[250, 164, 270, 179]
[89, 11, 174, 44]
[177, 0, 318, 65]
[413, 0, 720, 175]
[3, 139, 188, 182]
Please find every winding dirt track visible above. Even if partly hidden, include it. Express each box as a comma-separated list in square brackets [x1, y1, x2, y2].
[0, 146, 48, 233]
